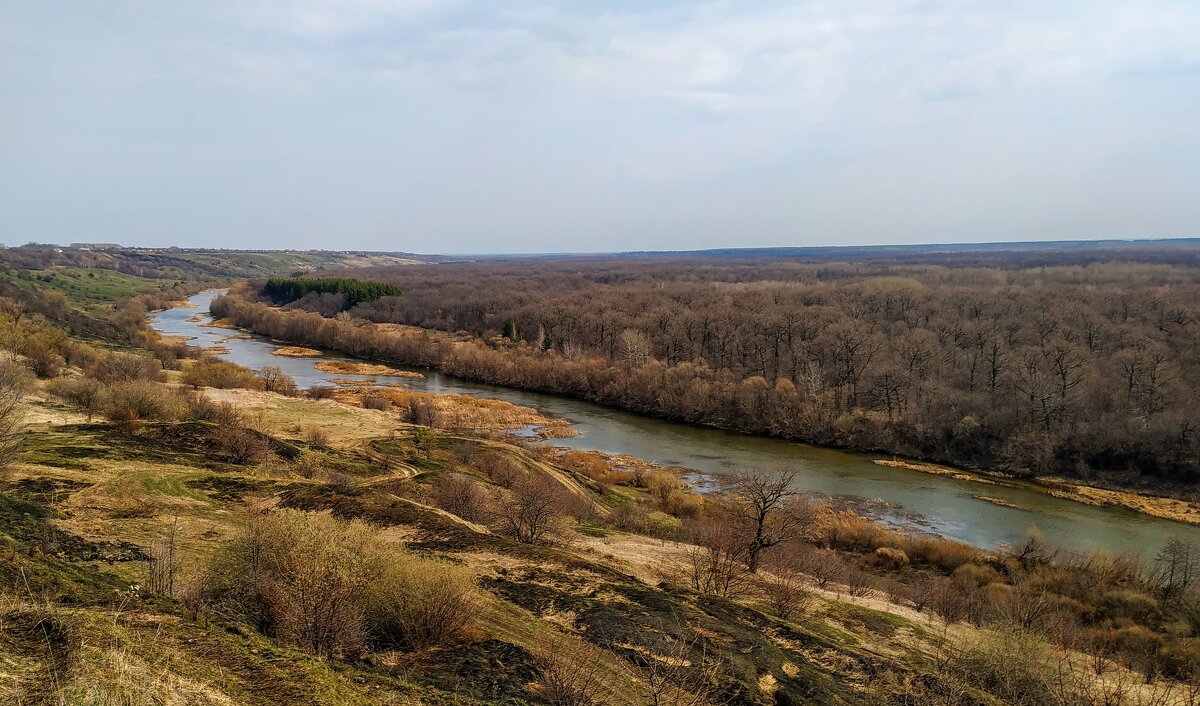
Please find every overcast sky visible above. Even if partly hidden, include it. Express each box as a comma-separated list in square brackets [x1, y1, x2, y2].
[2, 1, 1198, 253]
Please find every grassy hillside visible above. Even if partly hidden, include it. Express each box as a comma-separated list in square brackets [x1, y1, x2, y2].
[1, 364, 1012, 705]
[0, 244, 434, 320]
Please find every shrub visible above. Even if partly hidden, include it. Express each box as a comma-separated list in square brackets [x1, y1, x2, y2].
[364, 556, 479, 650]
[181, 359, 263, 390]
[257, 366, 298, 396]
[472, 449, 523, 488]
[24, 345, 65, 378]
[873, 546, 910, 570]
[198, 510, 380, 658]
[558, 451, 611, 483]
[362, 393, 392, 411]
[104, 381, 187, 426]
[197, 509, 477, 657]
[1098, 589, 1160, 623]
[953, 628, 1055, 706]
[47, 376, 107, 420]
[431, 473, 487, 522]
[0, 360, 30, 475]
[307, 385, 335, 400]
[88, 352, 165, 384]
[952, 562, 1001, 588]
[533, 636, 608, 706]
[210, 424, 273, 465]
[493, 473, 571, 545]
[764, 570, 814, 621]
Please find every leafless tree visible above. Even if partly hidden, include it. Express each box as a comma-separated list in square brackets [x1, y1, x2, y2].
[0, 360, 29, 477]
[495, 473, 566, 545]
[632, 628, 733, 706]
[727, 469, 805, 572]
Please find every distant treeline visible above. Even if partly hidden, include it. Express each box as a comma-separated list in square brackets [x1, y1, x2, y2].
[262, 277, 401, 308]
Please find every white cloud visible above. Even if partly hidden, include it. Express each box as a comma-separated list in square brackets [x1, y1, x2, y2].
[2, 0, 1198, 251]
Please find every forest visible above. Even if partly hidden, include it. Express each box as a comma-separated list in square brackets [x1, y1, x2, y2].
[263, 276, 402, 308]
[217, 246, 1200, 489]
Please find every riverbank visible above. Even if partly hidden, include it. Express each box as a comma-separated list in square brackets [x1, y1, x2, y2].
[149, 291, 1200, 552]
[874, 459, 1200, 527]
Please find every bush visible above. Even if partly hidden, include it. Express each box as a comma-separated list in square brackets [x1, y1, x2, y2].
[364, 556, 479, 650]
[873, 547, 910, 570]
[493, 473, 571, 545]
[362, 393, 392, 411]
[558, 450, 611, 483]
[104, 381, 187, 427]
[182, 359, 263, 390]
[431, 473, 487, 522]
[472, 449, 523, 488]
[88, 352, 165, 384]
[307, 385, 335, 400]
[46, 377, 107, 421]
[198, 510, 379, 658]
[953, 628, 1057, 706]
[196, 509, 477, 657]
[210, 424, 273, 465]
[257, 366, 298, 396]
[0, 360, 30, 475]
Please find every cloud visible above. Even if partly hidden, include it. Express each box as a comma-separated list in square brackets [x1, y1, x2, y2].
[1, 1, 1198, 252]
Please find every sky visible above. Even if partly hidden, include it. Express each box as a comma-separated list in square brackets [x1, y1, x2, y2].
[1, 1, 1198, 254]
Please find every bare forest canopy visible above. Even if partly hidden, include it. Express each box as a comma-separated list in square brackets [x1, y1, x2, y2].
[263, 243, 1200, 488]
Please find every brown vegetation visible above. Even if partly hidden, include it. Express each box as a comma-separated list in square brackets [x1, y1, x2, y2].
[212, 251, 1200, 492]
[313, 360, 424, 378]
[191, 509, 479, 658]
[272, 346, 323, 358]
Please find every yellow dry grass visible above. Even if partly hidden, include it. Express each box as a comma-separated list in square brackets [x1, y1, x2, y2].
[201, 318, 242, 330]
[1038, 477, 1200, 526]
[272, 346, 323, 358]
[335, 387, 574, 436]
[875, 459, 1200, 526]
[313, 360, 424, 378]
[973, 495, 1022, 509]
[874, 459, 1005, 486]
[202, 388, 405, 444]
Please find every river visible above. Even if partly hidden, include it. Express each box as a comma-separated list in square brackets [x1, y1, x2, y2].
[151, 291, 1200, 554]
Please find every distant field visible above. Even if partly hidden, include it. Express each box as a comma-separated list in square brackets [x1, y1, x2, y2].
[0, 267, 171, 315]
[0, 245, 435, 318]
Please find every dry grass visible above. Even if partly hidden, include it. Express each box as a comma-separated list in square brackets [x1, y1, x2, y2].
[272, 346, 323, 358]
[973, 495, 1022, 509]
[335, 387, 575, 436]
[313, 361, 424, 378]
[874, 459, 1007, 486]
[878, 459, 1200, 526]
[1038, 476, 1200, 525]
[201, 388, 403, 444]
[201, 319, 242, 330]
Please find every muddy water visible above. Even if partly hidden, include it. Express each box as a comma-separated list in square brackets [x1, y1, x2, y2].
[151, 291, 1200, 554]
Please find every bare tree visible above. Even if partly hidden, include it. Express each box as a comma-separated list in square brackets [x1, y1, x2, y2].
[632, 628, 733, 706]
[727, 469, 804, 572]
[534, 635, 610, 706]
[0, 361, 29, 478]
[146, 515, 180, 596]
[495, 473, 566, 545]
[682, 516, 750, 598]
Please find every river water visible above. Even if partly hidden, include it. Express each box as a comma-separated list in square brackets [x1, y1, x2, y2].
[151, 291, 1200, 554]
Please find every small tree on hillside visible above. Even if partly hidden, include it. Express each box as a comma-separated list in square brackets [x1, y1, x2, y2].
[728, 468, 805, 572]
